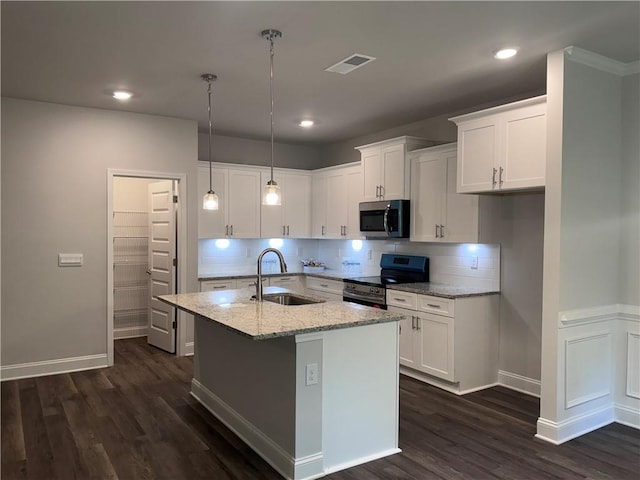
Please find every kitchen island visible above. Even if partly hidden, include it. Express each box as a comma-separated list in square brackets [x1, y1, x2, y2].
[159, 287, 405, 480]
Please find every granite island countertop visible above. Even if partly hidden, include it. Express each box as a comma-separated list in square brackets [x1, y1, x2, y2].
[159, 286, 404, 340]
[387, 282, 499, 299]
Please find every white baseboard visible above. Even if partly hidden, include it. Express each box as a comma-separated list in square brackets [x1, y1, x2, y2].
[114, 326, 148, 339]
[400, 367, 497, 395]
[535, 405, 615, 445]
[615, 403, 640, 429]
[323, 448, 401, 476]
[184, 341, 194, 356]
[0, 354, 109, 381]
[191, 378, 324, 480]
[498, 370, 541, 397]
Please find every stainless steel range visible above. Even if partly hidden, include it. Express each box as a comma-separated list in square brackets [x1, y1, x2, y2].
[342, 254, 429, 309]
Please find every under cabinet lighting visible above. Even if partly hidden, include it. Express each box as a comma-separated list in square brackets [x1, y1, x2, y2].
[299, 120, 314, 128]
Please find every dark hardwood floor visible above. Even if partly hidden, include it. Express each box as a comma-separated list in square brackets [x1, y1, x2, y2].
[2, 337, 638, 479]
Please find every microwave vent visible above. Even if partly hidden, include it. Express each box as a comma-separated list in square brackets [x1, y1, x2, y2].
[324, 54, 376, 75]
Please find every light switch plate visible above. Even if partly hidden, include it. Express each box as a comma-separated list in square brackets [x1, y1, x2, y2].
[305, 363, 318, 386]
[59, 253, 83, 267]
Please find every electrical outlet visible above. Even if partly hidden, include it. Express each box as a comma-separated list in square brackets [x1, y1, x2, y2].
[305, 363, 318, 386]
[470, 256, 478, 270]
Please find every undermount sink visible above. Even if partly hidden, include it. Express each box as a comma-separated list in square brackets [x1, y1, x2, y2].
[262, 293, 325, 306]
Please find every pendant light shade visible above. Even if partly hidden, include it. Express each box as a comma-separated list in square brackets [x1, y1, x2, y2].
[262, 29, 282, 206]
[201, 73, 219, 211]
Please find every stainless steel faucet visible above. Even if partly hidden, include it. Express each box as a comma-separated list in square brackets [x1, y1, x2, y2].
[255, 248, 288, 301]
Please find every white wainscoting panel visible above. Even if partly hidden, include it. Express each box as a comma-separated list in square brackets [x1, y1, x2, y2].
[626, 332, 640, 399]
[565, 332, 612, 409]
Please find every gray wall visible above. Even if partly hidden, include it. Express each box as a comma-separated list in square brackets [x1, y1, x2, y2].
[559, 61, 623, 311]
[620, 73, 639, 306]
[199, 132, 321, 170]
[480, 193, 545, 382]
[1, 98, 198, 366]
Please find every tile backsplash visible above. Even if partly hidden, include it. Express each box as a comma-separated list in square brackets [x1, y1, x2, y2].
[199, 238, 500, 290]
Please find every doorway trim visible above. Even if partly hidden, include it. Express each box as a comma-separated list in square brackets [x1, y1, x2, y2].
[107, 169, 189, 365]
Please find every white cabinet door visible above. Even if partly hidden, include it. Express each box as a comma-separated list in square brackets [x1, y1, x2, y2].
[284, 173, 311, 238]
[311, 172, 327, 238]
[443, 155, 479, 243]
[361, 148, 381, 201]
[502, 102, 546, 190]
[260, 171, 284, 238]
[344, 166, 362, 239]
[410, 152, 446, 242]
[198, 166, 228, 239]
[326, 170, 348, 238]
[380, 143, 408, 200]
[201, 279, 237, 292]
[270, 276, 303, 293]
[228, 169, 261, 238]
[456, 118, 498, 193]
[389, 306, 418, 369]
[417, 312, 454, 381]
[452, 96, 546, 194]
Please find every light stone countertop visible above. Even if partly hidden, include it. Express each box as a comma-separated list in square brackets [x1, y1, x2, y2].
[159, 286, 404, 340]
[387, 282, 499, 299]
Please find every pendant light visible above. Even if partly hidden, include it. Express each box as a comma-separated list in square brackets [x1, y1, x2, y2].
[262, 29, 282, 206]
[201, 73, 219, 210]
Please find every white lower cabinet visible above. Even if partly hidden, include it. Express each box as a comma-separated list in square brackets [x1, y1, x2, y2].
[269, 275, 303, 293]
[388, 290, 499, 394]
[200, 279, 238, 292]
[304, 276, 344, 302]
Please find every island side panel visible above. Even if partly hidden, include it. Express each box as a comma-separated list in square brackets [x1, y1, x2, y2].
[321, 321, 401, 474]
[191, 315, 297, 472]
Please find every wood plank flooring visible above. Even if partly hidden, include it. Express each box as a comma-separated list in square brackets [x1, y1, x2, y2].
[2, 337, 638, 479]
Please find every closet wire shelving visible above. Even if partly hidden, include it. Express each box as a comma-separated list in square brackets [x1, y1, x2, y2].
[113, 211, 149, 339]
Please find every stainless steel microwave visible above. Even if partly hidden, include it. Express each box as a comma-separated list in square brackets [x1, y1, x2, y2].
[359, 200, 410, 238]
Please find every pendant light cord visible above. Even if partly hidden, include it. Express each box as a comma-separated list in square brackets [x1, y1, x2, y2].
[269, 34, 275, 183]
[207, 79, 213, 192]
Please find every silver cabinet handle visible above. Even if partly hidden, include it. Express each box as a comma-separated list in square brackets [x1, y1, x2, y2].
[213, 285, 226, 289]
[393, 297, 406, 302]
[225, 225, 229, 236]
[380, 185, 384, 198]
[282, 225, 286, 236]
[440, 224, 445, 238]
[320, 284, 328, 288]
[499, 166, 504, 186]
[322, 225, 326, 236]
[286, 225, 290, 236]
[416, 317, 421, 331]
[435, 224, 440, 238]
[145, 269, 152, 276]
[492, 168, 497, 187]
[376, 185, 380, 198]
[427, 303, 441, 308]
[230, 225, 233, 236]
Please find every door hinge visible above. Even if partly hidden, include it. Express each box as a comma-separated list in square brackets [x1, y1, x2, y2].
[173, 195, 178, 203]
[172, 320, 177, 329]
[172, 258, 177, 267]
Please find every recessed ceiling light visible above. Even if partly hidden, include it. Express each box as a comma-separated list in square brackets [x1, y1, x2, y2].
[113, 90, 133, 100]
[494, 48, 518, 60]
[299, 120, 314, 128]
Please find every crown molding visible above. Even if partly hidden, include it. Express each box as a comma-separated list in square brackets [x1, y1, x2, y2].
[565, 46, 639, 76]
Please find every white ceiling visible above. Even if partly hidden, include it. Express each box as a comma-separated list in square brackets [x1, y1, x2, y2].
[2, 1, 638, 145]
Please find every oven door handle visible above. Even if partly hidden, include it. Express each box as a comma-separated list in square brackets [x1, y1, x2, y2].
[343, 291, 385, 304]
[383, 203, 391, 236]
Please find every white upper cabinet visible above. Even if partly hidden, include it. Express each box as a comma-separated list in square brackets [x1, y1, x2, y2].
[410, 144, 479, 243]
[198, 164, 261, 239]
[312, 163, 362, 239]
[260, 170, 311, 238]
[450, 96, 546, 194]
[356, 136, 432, 201]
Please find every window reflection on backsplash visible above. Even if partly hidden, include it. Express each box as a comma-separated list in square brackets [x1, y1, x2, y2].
[199, 238, 500, 290]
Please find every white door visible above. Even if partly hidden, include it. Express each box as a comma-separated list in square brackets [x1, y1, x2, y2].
[147, 180, 177, 353]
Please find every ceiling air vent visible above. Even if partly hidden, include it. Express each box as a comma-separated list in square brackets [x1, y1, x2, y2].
[324, 54, 376, 75]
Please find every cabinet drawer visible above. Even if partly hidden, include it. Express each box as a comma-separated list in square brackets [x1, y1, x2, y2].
[386, 290, 418, 310]
[417, 295, 454, 317]
[201, 279, 237, 292]
[236, 277, 262, 288]
[305, 277, 343, 295]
